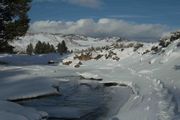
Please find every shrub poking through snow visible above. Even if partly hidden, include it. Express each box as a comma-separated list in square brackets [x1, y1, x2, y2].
[142, 49, 150, 55]
[151, 46, 160, 54]
[74, 53, 92, 61]
[133, 43, 144, 51]
[126, 43, 134, 48]
[159, 39, 171, 47]
[74, 62, 81, 68]
[94, 54, 103, 60]
[170, 31, 180, 41]
[112, 56, 120, 61]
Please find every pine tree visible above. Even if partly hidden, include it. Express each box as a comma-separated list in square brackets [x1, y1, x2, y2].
[61, 40, 68, 53]
[57, 41, 68, 55]
[57, 43, 63, 55]
[50, 45, 55, 53]
[26, 43, 33, 55]
[41, 42, 46, 53]
[0, 0, 14, 53]
[46, 43, 51, 53]
[34, 41, 42, 54]
[0, 0, 32, 53]
[34, 41, 56, 54]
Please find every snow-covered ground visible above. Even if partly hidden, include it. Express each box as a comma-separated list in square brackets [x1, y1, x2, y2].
[0, 32, 180, 120]
[0, 62, 133, 120]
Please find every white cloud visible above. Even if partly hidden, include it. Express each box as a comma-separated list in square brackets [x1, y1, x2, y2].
[29, 18, 168, 41]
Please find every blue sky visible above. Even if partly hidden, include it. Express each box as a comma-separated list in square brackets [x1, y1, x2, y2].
[30, 0, 180, 26]
[29, 0, 180, 40]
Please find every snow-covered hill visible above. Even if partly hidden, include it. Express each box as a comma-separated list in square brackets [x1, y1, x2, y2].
[10, 32, 121, 52]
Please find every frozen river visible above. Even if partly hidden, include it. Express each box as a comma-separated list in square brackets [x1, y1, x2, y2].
[17, 78, 133, 120]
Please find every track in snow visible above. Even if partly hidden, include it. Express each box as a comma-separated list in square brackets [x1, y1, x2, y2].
[126, 66, 178, 120]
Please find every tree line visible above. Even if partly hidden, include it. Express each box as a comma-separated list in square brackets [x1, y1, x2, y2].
[26, 40, 68, 55]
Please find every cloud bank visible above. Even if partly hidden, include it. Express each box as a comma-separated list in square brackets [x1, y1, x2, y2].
[29, 18, 168, 41]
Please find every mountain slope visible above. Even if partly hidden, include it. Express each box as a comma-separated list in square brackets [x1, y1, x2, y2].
[10, 33, 119, 52]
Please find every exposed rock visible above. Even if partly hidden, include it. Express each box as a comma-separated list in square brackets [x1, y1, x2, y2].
[103, 82, 118, 87]
[105, 50, 117, 59]
[142, 49, 150, 55]
[48, 60, 55, 64]
[74, 61, 82, 68]
[160, 31, 180, 47]
[63, 61, 72, 65]
[94, 54, 103, 60]
[159, 39, 171, 47]
[79, 61, 83, 65]
[126, 43, 134, 48]
[151, 46, 161, 54]
[74, 53, 92, 61]
[133, 43, 144, 51]
[170, 31, 180, 41]
[112, 56, 120, 61]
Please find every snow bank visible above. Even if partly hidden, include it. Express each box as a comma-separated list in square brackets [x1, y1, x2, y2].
[77, 72, 101, 79]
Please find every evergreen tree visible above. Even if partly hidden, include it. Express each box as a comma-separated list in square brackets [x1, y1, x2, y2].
[50, 45, 55, 53]
[34, 41, 42, 54]
[0, 0, 32, 53]
[57, 41, 68, 55]
[34, 41, 56, 54]
[41, 42, 46, 53]
[26, 43, 33, 55]
[57, 43, 63, 55]
[0, 0, 14, 53]
[46, 43, 51, 53]
[61, 40, 68, 53]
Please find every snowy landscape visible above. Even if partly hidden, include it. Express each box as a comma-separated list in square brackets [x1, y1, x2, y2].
[1, 0, 180, 120]
[0, 31, 180, 120]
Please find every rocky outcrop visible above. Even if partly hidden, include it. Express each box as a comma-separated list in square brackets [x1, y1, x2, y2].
[74, 53, 92, 61]
[159, 31, 180, 47]
[63, 61, 72, 65]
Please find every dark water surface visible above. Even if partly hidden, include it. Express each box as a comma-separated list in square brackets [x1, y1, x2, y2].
[17, 79, 132, 120]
